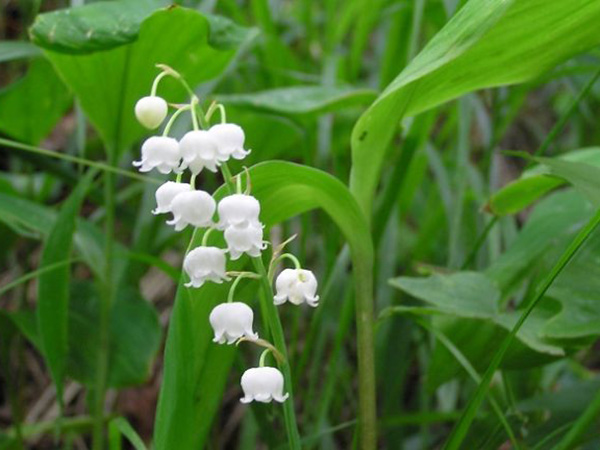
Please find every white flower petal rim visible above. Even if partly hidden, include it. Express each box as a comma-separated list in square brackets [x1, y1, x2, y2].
[209, 302, 258, 345]
[183, 246, 229, 288]
[224, 222, 266, 260]
[240, 367, 289, 404]
[133, 136, 181, 174]
[209, 123, 251, 161]
[217, 194, 261, 230]
[152, 181, 192, 215]
[179, 130, 221, 174]
[166, 190, 216, 231]
[273, 268, 319, 307]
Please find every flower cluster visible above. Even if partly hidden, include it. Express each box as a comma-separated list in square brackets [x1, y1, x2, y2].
[134, 66, 319, 405]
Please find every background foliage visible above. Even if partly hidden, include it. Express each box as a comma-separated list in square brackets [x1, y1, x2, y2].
[1, 0, 600, 449]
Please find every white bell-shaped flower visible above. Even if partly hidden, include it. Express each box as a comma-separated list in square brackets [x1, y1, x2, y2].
[217, 194, 261, 230]
[133, 136, 181, 174]
[179, 130, 220, 174]
[209, 123, 250, 161]
[224, 222, 266, 260]
[209, 302, 258, 344]
[166, 190, 216, 231]
[135, 95, 168, 129]
[152, 181, 192, 215]
[240, 367, 289, 404]
[274, 268, 319, 307]
[183, 246, 228, 288]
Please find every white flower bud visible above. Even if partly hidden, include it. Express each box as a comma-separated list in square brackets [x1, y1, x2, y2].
[179, 130, 220, 174]
[183, 246, 229, 288]
[209, 302, 258, 344]
[166, 190, 216, 231]
[152, 181, 192, 215]
[135, 96, 168, 129]
[209, 123, 250, 161]
[133, 136, 181, 174]
[217, 194, 261, 230]
[274, 268, 319, 307]
[240, 367, 289, 404]
[224, 222, 266, 260]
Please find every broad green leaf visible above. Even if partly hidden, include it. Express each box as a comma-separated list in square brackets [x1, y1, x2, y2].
[68, 283, 161, 388]
[0, 41, 42, 63]
[350, 0, 600, 213]
[0, 58, 72, 144]
[390, 272, 563, 357]
[486, 147, 600, 215]
[537, 156, 600, 208]
[391, 272, 498, 318]
[218, 86, 377, 116]
[32, 6, 252, 153]
[155, 161, 372, 449]
[29, 0, 168, 54]
[486, 190, 594, 292]
[542, 231, 600, 339]
[37, 171, 94, 400]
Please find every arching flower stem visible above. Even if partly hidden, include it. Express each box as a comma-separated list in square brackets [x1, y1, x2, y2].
[205, 101, 227, 125]
[162, 105, 192, 137]
[268, 253, 301, 281]
[150, 70, 169, 97]
[201, 228, 216, 246]
[227, 272, 259, 303]
[259, 348, 270, 367]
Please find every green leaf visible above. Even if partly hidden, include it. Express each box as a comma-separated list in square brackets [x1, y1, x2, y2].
[36, 171, 94, 400]
[542, 231, 600, 339]
[0, 58, 72, 144]
[155, 161, 372, 449]
[0, 41, 42, 63]
[350, 0, 600, 213]
[33, 6, 252, 153]
[68, 282, 161, 388]
[391, 272, 499, 318]
[486, 190, 594, 293]
[537, 156, 600, 208]
[390, 272, 563, 358]
[487, 148, 600, 215]
[218, 86, 377, 116]
[29, 0, 168, 54]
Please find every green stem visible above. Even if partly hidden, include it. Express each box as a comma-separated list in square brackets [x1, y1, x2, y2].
[227, 273, 251, 303]
[162, 105, 192, 137]
[268, 253, 302, 280]
[259, 348, 270, 367]
[444, 208, 600, 450]
[150, 71, 169, 97]
[351, 245, 377, 450]
[93, 153, 117, 450]
[252, 256, 302, 450]
[0, 137, 158, 184]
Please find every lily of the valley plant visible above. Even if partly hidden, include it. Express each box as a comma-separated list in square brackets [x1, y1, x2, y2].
[134, 65, 319, 436]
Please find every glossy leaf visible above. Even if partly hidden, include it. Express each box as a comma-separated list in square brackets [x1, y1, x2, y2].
[154, 161, 372, 449]
[32, 6, 252, 153]
[218, 86, 377, 116]
[37, 171, 94, 400]
[0, 58, 72, 144]
[350, 0, 600, 213]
